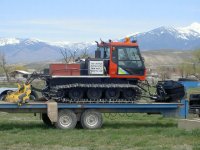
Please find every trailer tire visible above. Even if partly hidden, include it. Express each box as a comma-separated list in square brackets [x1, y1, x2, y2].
[55, 110, 77, 129]
[81, 110, 103, 129]
[42, 113, 54, 127]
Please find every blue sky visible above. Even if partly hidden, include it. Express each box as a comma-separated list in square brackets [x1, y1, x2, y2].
[0, 0, 199, 42]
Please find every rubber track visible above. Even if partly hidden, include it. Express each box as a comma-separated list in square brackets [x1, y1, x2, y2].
[55, 98, 136, 104]
[46, 83, 141, 103]
[52, 83, 139, 89]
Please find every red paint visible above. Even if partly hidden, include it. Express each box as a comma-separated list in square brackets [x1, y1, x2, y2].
[107, 41, 146, 81]
[50, 64, 80, 76]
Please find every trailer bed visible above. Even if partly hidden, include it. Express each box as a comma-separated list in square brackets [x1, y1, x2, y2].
[0, 100, 188, 118]
[0, 100, 189, 129]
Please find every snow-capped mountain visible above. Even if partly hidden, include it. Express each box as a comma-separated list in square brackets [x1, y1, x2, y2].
[0, 38, 20, 46]
[0, 38, 96, 63]
[179, 22, 200, 34]
[1, 22, 200, 63]
[132, 22, 200, 50]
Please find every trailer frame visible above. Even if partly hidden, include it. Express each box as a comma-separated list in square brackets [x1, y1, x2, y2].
[0, 99, 189, 129]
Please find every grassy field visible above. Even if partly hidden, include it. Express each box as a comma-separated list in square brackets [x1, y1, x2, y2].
[188, 87, 200, 94]
[0, 113, 200, 150]
[0, 83, 200, 149]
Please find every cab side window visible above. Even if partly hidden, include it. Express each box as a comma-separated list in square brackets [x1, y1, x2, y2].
[100, 47, 110, 59]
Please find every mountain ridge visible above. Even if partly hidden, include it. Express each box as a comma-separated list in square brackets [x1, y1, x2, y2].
[0, 22, 200, 63]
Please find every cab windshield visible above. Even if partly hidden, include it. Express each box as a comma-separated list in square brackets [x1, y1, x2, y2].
[118, 47, 141, 61]
[113, 46, 145, 75]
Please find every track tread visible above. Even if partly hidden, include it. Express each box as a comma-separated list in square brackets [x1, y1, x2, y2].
[44, 83, 142, 103]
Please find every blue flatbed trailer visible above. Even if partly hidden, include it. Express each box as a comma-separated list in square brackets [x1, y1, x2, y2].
[0, 99, 189, 129]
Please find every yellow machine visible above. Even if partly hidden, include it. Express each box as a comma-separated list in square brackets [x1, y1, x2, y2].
[5, 83, 31, 105]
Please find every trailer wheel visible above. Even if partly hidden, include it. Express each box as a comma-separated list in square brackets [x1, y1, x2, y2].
[42, 113, 54, 127]
[81, 110, 103, 129]
[55, 110, 77, 129]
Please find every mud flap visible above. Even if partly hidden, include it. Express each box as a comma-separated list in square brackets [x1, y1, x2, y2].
[46, 100, 58, 123]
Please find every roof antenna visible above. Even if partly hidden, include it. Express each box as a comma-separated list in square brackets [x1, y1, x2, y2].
[100, 38, 105, 44]
[95, 41, 99, 46]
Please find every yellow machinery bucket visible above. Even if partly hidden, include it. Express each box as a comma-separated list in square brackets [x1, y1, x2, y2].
[5, 83, 31, 105]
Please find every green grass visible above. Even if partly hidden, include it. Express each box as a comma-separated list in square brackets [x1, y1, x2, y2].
[0, 84, 200, 149]
[0, 113, 200, 150]
[187, 87, 200, 94]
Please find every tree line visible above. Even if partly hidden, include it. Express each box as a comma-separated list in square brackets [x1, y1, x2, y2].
[0, 47, 90, 82]
[1, 48, 200, 82]
[154, 49, 200, 80]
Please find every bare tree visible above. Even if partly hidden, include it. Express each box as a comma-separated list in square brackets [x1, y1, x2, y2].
[60, 48, 70, 63]
[80, 48, 89, 59]
[191, 49, 200, 79]
[176, 50, 200, 80]
[191, 63, 200, 80]
[193, 49, 200, 63]
[60, 48, 78, 63]
[157, 66, 171, 80]
[0, 52, 10, 82]
[69, 49, 78, 62]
